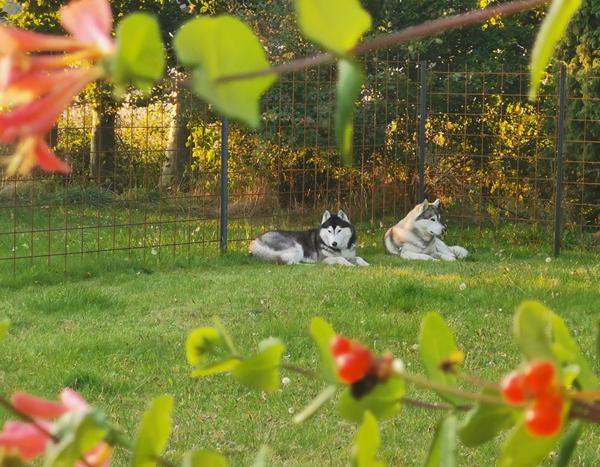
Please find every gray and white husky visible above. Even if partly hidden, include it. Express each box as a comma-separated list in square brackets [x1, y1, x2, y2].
[383, 199, 468, 261]
[249, 210, 369, 266]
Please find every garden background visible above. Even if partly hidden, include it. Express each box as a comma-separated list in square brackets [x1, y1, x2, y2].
[1, 0, 600, 271]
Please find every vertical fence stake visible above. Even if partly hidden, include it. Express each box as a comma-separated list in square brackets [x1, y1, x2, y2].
[418, 60, 428, 203]
[554, 65, 567, 257]
[220, 116, 229, 253]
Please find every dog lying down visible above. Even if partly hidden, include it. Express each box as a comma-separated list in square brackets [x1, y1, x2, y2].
[384, 199, 469, 261]
[249, 210, 369, 266]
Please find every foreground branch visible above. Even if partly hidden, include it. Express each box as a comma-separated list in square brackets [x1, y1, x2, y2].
[217, 0, 548, 83]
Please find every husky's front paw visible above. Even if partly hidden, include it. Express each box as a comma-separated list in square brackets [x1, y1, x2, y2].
[323, 256, 355, 267]
[440, 254, 456, 261]
[354, 257, 370, 267]
[449, 246, 469, 259]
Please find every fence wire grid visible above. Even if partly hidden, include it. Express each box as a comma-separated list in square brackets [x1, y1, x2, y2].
[1, 56, 598, 272]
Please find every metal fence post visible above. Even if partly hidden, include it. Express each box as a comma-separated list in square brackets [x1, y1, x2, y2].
[220, 116, 229, 253]
[418, 60, 428, 203]
[554, 65, 567, 257]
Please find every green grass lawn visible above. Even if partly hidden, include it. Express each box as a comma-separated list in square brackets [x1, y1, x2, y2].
[0, 229, 599, 466]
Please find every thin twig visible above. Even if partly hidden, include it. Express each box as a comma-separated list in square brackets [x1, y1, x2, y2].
[216, 0, 548, 83]
[281, 363, 323, 380]
[454, 369, 500, 391]
[401, 397, 471, 412]
[395, 370, 511, 406]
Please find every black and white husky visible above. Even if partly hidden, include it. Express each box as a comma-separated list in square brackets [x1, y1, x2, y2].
[249, 210, 369, 266]
[383, 199, 468, 261]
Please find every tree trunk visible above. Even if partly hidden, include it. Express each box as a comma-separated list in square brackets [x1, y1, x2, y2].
[159, 90, 192, 191]
[90, 106, 117, 188]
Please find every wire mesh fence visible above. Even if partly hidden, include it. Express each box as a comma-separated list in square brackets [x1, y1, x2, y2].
[1, 56, 598, 273]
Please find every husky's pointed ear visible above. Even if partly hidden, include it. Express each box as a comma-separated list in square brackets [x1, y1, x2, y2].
[432, 199, 441, 208]
[420, 199, 429, 212]
[321, 210, 331, 224]
[337, 209, 349, 222]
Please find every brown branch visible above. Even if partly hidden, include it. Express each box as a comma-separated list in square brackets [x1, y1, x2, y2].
[569, 400, 600, 424]
[217, 0, 548, 83]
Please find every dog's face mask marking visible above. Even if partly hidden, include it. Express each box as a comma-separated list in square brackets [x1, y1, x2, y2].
[319, 210, 353, 249]
[414, 200, 445, 237]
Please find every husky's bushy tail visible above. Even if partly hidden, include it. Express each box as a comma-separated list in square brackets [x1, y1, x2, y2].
[249, 239, 278, 261]
[249, 238, 303, 264]
[383, 229, 398, 255]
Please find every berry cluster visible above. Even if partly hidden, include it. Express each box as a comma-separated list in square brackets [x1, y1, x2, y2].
[330, 335, 393, 398]
[501, 360, 564, 437]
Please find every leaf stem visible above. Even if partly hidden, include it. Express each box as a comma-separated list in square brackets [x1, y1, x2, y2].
[568, 390, 600, 402]
[216, 0, 548, 83]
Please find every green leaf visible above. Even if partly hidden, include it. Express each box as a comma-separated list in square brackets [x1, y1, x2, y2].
[0, 450, 26, 467]
[514, 301, 597, 390]
[424, 414, 457, 467]
[213, 317, 236, 355]
[191, 358, 240, 378]
[174, 16, 276, 128]
[45, 410, 109, 467]
[514, 301, 556, 361]
[335, 59, 363, 165]
[131, 395, 173, 467]
[596, 319, 600, 362]
[309, 317, 337, 383]
[0, 320, 9, 339]
[550, 314, 598, 390]
[499, 419, 562, 467]
[351, 411, 385, 467]
[293, 385, 337, 424]
[182, 450, 227, 467]
[339, 376, 404, 423]
[555, 421, 583, 467]
[112, 13, 166, 93]
[294, 0, 372, 55]
[186, 327, 225, 366]
[232, 338, 285, 392]
[251, 446, 269, 467]
[419, 312, 461, 404]
[529, 0, 582, 100]
[458, 395, 517, 447]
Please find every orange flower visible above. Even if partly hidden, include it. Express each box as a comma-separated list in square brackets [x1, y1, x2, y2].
[0, 0, 115, 176]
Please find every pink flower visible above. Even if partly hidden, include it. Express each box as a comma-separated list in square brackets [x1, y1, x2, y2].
[0, 420, 52, 459]
[0, 0, 115, 176]
[0, 389, 111, 465]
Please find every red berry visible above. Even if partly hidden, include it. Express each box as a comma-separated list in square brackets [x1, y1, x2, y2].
[330, 335, 352, 357]
[501, 371, 526, 404]
[335, 346, 373, 383]
[525, 393, 563, 437]
[524, 361, 556, 396]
